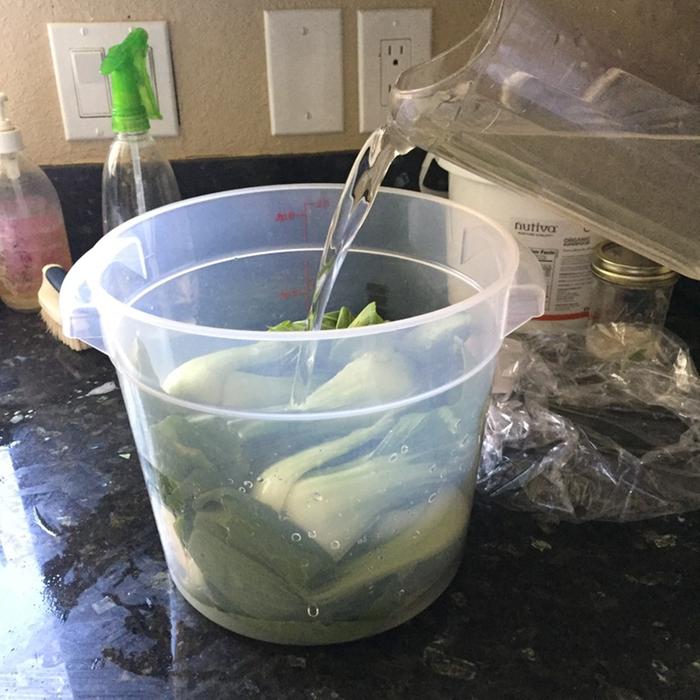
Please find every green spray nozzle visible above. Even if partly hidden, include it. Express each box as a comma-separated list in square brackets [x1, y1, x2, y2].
[100, 28, 162, 133]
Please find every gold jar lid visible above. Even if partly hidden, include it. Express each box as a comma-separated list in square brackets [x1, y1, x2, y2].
[592, 242, 679, 287]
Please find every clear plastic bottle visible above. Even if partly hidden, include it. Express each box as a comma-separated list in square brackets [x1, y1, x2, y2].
[100, 29, 180, 235]
[102, 131, 180, 233]
[0, 93, 72, 312]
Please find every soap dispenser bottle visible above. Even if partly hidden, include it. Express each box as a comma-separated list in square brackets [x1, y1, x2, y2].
[100, 28, 180, 235]
[0, 93, 72, 312]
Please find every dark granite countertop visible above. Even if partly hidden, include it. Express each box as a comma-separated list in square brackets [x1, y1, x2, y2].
[1, 305, 699, 700]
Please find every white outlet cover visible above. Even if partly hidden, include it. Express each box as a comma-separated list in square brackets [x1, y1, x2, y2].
[264, 9, 343, 135]
[48, 21, 178, 140]
[358, 9, 432, 132]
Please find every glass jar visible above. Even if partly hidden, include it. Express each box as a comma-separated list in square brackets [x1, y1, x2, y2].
[586, 242, 679, 360]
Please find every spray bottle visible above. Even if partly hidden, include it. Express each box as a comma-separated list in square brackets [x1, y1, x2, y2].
[100, 28, 180, 234]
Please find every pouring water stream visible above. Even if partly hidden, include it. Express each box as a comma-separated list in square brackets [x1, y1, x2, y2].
[290, 125, 413, 405]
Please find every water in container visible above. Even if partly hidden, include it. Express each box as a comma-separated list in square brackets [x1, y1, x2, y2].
[61, 186, 544, 643]
[390, 0, 700, 279]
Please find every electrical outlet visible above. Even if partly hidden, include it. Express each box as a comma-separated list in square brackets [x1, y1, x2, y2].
[380, 39, 412, 107]
[358, 9, 431, 132]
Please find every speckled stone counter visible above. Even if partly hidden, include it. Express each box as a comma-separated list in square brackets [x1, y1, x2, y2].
[1, 305, 699, 700]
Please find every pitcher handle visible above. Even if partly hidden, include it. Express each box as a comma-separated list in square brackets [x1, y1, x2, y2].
[503, 244, 546, 336]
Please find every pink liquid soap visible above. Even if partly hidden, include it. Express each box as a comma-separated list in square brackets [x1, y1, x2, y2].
[0, 199, 72, 312]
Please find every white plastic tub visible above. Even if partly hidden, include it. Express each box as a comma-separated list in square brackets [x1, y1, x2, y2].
[438, 159, 601, 331]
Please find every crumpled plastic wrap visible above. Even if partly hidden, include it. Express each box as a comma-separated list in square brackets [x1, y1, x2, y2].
[478, 328, 700, 521]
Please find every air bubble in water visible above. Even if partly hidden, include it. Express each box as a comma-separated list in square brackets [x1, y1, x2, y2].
[307, 604, 319, 618]
[389, 453, 398, 462]
[307, 529, 317, 539]
[440, 472, 446, 479]
[243, 480, 253, 489]
[291, 532, 302, 542]
[398, 588, 406, 597]
[330, 540, 341, 550]
[313, 491, 323, 502]
[238, 486, 246, 494]
[429, 464, 438, 473]
[400, 445, 409, 455]
[428, 492, 438, 503]
[256, 476, 265, 483]
[456, 419, 463, 429]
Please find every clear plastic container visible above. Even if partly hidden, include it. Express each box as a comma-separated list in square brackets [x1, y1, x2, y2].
[391, 0, 700, 279]
[60, 185, 544, 644]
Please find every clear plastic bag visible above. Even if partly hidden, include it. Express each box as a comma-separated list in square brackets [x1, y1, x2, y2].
[478, 329, 700, 521]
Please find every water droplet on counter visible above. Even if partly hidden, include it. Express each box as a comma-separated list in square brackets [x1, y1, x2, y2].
[307, 604, 319, 618]
[389, 453, 398, 462]
[307, 529, 317, 539]
[400, 445, 409, 454]
[428, 492, 438, 503]
[330, 540, 341, 550]
[291, 532, 302, 543]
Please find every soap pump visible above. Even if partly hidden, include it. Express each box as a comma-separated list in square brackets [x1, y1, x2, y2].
[0, 92, 72, 312]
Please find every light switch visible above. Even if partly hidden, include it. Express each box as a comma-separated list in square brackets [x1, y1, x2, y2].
[47, 22, 178, 140]
[264, 10, 343, 135]
[70, 50, 111, 117]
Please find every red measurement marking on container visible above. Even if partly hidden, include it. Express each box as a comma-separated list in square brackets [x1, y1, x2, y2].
[275, 197, 329, 303]
[273, 197, 330, 223]
[279, 287, 307, 301]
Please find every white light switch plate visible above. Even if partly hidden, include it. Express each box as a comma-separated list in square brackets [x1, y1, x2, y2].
[48, 21, 178, 140]
[264, 9, 343, 135]
[358, 9, 431, 132]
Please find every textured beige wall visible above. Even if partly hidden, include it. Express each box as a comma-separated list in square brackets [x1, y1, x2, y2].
[2, 0, 698, 165]
[1, 0, 489, 165]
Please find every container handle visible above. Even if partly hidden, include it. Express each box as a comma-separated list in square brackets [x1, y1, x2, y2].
[503, 244, 546, 336]
[59, 249, 106, 353]
[418, 153, 449, 198]
[59, 235, 148, 353]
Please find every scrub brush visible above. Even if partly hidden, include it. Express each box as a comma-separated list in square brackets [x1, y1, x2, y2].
[38, 264, 89, 351]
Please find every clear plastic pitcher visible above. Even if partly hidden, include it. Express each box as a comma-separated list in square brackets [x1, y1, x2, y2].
[61, 185, 544, 644]
[392, 0, 700, 279]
